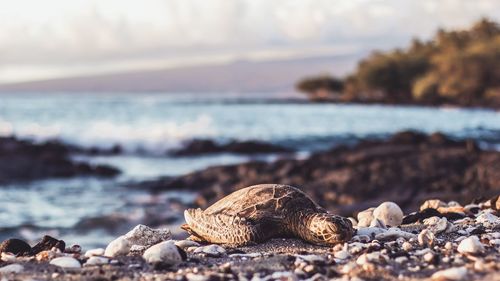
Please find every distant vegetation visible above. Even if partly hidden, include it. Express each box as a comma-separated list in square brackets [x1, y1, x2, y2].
[296, 18, 500, 107]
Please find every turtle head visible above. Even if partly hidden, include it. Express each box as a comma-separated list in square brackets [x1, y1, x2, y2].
[302, 213, 354, 246]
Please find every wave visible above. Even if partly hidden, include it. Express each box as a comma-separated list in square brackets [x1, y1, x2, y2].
[0, 115, 218, 155]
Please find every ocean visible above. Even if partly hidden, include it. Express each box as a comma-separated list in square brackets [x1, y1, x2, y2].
[1, 92, 499, 248]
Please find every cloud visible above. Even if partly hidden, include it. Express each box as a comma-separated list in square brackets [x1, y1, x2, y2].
[0, 0, 499, 82]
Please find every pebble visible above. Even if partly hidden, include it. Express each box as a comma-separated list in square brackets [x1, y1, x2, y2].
[0, 263, 24, 273]
[457, 236, 484, 254]
[174, 240, 200, 249]
[431, 267, 467, 281]
[445, 242, 453, 250]
[186, 273, 209, 281]
[357, 208, 375, 227]
[418, 229, 435, 246]
[0, 252, 16, 262]
[355, 227, 386, 238]
[49, 257, 82, 268]
[424, 216, 449, 234]
[334, 249, 349, 260]
[84, 248, 105, 258]
[124, 224, 171, 248]
[104, 236, 131, 257]
[476, 212, 499, 225]
[142, 241, 185, 265]
[395, 256, 408, 264]
[402, 241, 413, 251]
[373, 202, 404, 226]
[193, 244, 226, 257]
[423, 252, 435, 263]
[85, 256, 109, 265]
[375, 227, 416, 241]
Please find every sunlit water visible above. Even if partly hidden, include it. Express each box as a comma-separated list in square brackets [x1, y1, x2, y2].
[1, 92, 499, 248]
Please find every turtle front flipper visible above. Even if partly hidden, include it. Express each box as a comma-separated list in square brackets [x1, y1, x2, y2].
[183, 208, 267, 246]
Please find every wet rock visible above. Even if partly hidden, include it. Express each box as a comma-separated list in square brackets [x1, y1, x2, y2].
[104, 236, 131, 257]
[124, 224, 171, 248]
[457, 236, 484, 254]
[373, 202, 403, 226]
[431, 267, 468, 281]
[50, 257, 82, 268]
[168, 139, 292, 156]
[0, 238, 31, 255]
[142, 241, 185, 266]
[0, 263, 24, 273]
[357, 208, 375, 227]
[31, 235, 65, 255]
[84, 248, 105, 258]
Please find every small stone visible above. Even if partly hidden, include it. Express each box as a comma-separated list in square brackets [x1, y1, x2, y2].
[124, 224, 171, 248]
[476, 212, 499, 225]
[420, 199, 447, 211]
[0, 238, 31, 255]
[375, 227, 416, 241]
[186, 273, 209, 281]
[424, 216, 449, 234]
[0, 263, 24, 273]
[431, 267, 467, 281]
[67, 244, 81, 254]
[36, 250, 62, 261]
[86, 256, 109, 265]
[395, 256, 408, 263]
[457, 236, 484, 254]
[355, 227, 386, 238]
[357, 208, 375, 227]
[0, 252, 16, 262]
[104, 236, 131, 257]
[49, 257, 82, 268]
[373, 202, 404, 226]
[423, 252, 435, 263]
[193, 244, 226, 257]
[402, 242, 413, 252]
[84, 248, 105, 258]
[445, 242, 453, 250]
[143, 241, 185, 265]
[334, 250, 349, 260]
[174, 240, 200, 249]
[418, 229, 435, 246]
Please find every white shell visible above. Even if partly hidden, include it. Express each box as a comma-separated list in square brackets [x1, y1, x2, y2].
[373, 202, 403, 226]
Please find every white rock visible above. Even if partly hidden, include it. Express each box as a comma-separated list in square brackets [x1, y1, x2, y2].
[431, 267, 467, 280]
[347, 217, 358, 227]
[84, 248, 105, 258]
[395, 256, 408, 264]
[424, 217, 449, 234]
[186, 273, 209, 281]
[355, 227, 386, 238]
[85, 256, 109, 265]
[357, 208, 375, 227]
[423, 252, 435, 263]
[334, 250, 349, 260]
[375, 227, 416, 241]
[50, 257, 82, 268]
[193, 244, 226, 257]
[0, 263, 24, 273]
[1, 252, 17, 262]
[418, 229, 435, 246]
[369, 218, 387, 228]
[142, 241, 184, 265]
[457, 236, 484, 254]
[124, 224, 171, 248]
[174, 240, 200, 249]
[373, 202, 403, 227]
[445, 242, 453, 250]
[476, 212, 499, 225]
[295, 254, 324, 264]
[105, 236, 131, 257]
[270, 271, 298, 281]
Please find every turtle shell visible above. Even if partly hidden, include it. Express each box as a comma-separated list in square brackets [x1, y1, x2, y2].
[204, 184, 324, 222]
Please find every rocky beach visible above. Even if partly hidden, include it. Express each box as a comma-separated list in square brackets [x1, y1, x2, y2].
[1, 130, 499, 280]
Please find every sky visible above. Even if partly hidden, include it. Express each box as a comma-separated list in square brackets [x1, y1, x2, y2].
[0, 0, 499, 83]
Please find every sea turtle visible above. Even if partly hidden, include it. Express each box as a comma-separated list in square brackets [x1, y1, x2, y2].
[181, 184, 355, 246]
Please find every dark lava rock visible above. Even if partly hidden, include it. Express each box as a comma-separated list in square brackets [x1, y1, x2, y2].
[0, 136, 120, 183]
[0, 238, 31, 255]
[402, 208, 443, 224]
[141, 131, 500, 215]
[168, 139, 292, 156]
[30, 235, 65, 255]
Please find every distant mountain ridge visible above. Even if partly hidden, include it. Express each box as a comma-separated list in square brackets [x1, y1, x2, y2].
[0, 54, 362, 93]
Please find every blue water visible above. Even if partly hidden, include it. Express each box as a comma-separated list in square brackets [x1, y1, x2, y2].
[0, 92, 499, 248]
